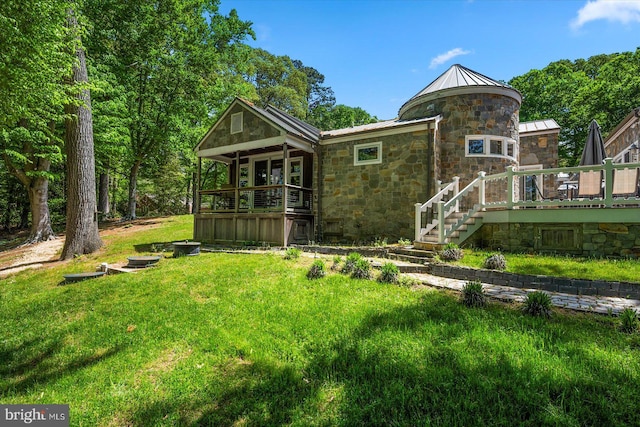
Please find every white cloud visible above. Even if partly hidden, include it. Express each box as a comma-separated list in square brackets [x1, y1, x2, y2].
[429, 48, 471, 69]
[571, 0, 640, 30]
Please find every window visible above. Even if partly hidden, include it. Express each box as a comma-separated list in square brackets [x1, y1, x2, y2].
[230, 112, 243, 134]
[465, 135, 516, 160]
[354, 141, 382, 165]
[288, 158, 303, 187]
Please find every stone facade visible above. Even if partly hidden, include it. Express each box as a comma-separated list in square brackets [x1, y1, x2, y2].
[604, 107, 640, 161]
[469, 222, 640, 258]
[199, 103, 281, 151]
[318, 130, 434, 243]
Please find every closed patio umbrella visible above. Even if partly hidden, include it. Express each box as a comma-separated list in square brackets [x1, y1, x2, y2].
[579, 119, 606, 166]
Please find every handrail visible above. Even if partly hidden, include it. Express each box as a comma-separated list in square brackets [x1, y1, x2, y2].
[415, 158, 640, 245]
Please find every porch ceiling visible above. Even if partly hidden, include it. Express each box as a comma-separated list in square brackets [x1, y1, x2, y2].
[197, 135, 314, 159]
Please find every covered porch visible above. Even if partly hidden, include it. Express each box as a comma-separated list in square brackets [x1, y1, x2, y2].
[193, 98, 319, 246]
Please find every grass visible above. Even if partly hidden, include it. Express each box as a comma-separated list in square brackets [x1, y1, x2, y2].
[454, 248, 640, 283]
[1, 215, 640, 425]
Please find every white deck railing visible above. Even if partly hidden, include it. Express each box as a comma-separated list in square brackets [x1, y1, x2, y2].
[415, 158, 640, 243]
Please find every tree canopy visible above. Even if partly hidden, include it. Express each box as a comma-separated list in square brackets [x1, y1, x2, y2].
[509, 48, 640, 165]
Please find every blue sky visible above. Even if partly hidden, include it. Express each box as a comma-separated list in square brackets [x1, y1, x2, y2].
[220, 0, 640, 120]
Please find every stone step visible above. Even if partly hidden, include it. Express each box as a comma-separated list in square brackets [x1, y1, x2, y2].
[388, 248, 436, 258]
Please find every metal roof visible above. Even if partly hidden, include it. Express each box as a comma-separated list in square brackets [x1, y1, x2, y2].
[519, 119, 561, 134]
[320, 116, 436, 139]
[409, 64, 510, 100]
[250, 101, 320, 144]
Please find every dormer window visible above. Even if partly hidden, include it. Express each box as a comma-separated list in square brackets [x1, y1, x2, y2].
[230, 112, 243, 134]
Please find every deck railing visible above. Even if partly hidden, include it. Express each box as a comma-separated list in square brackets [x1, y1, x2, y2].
[199, 185, 313, 214]
[415, 158, 640, 243]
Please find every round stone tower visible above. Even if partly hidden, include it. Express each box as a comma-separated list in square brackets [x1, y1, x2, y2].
[398, 64, 522, 187]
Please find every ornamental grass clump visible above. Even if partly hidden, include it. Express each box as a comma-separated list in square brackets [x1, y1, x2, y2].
[307, 260, 326, 280]
[330, 255, 342, 271]
[484, 253, 507, 271]
[522, 291, 553, 318]
[283, 247, 301, 260]
[440, 243, 463, 262]
[341, 252, 363, 274]
[461, 280, 486, 308]
[378, 262, 399, 284]
[351, 259, 372, 279]
[619, 307, 639, 333]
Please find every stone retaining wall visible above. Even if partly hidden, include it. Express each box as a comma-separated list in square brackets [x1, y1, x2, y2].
[429, 263, 640, 300]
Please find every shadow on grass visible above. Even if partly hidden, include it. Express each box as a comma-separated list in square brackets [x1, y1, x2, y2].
[127, 292, 640, 425]
[0, 334, 123, 395]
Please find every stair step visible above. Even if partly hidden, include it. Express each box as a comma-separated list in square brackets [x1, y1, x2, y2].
[389, 248, 436, 258]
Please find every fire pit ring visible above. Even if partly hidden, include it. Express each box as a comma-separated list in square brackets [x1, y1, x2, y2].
[63, 271, 106, 284]
[126, 255, 161, 268]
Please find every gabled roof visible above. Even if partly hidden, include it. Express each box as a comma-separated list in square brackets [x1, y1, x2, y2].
[519, 119, 561, 135]
[399, 64, 522, 118]
[320, 116, 437, 140]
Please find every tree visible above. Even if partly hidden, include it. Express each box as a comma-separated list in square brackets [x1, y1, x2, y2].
[83, 0, 255, 219]
[313, 104, 378, 131]
[60, 6, 102, 260]
[510, 49, 640, 165]
[248, 48, 308, 118]
[0, 0, 71, 242]
[292, 59, 336, 124]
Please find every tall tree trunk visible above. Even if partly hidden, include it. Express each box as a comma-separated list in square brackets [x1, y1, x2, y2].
[98, 171, 110, 219]
[60, 7, 102, 260]
[27, 175, 56, 243]
[126, 160, 141, 220]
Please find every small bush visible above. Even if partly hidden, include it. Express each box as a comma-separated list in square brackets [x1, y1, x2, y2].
[397, 275, 420, 288]
[397, 237, 412, 246]
[283, 247, 301, 260]
[522, 291, 553, 318]
[378, 262, 399, 283]
[619, 307, 639, 333]
[373, 236, 388, 247]
[341, 252, 363, 274]
[330, 255, 342, 271]
[351, 259, 372, 279]
[307, 260, 326, 279]
[484, 253, 507, 270]
[440, 247, 463, 262]
[461, 280, 486, 308]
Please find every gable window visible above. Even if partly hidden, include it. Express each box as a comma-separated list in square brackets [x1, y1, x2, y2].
[465, 135, 516, 160]
[230, 112, 243, 134]
[354, 141, 382, 166]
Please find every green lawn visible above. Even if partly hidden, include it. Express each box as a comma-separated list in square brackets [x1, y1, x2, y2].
[1, 216, 639, 426]
[452, 249, 640, 283]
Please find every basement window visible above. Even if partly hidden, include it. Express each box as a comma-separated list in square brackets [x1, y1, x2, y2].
[354, 141, 383, 165]
[230, 112, 243, 134]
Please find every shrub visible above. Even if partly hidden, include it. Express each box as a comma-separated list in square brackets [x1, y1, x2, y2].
[461, 280, 486, 308]
[351, 259, 372, 279]
[378, 262, 399, 283]
[330, 255, 343, 271]
[307, 260, 326, 279]
[341, 252, 363, 274]
[522, 291, 553, 318]
[397, 237, 412, 246]
[440, 244, 463, 262]
[484, 253, 507, 270]
[283, 247, 301, 260]
[619, 307, 639, 333]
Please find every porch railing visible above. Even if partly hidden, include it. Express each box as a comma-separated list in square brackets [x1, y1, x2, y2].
[415, 158, 640, 243]
[199, 184, 313, 214]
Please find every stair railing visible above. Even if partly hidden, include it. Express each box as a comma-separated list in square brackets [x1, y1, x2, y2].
[414, 177, 459, 241]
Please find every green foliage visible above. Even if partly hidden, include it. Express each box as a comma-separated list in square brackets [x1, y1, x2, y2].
[351, 258, 372, 280]
[312, 104, 378, 131]
[619, 308, 638, 334]
[341, 252, 363, 274]
[306, 259, 326, 279]
[378, 262, 399, 284]
[331, 255, 343, 271]
[283, 247, 301, 260]
[373, 236, 388, 247]
[397, 237, 412, 246]
[461, 280, 486, 308]
[484, 254, 507, 271]
[522, 291, 553, 318]
[510, 49, 640, 165]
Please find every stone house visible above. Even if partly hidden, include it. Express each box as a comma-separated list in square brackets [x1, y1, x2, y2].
[193, 64, 640, 255]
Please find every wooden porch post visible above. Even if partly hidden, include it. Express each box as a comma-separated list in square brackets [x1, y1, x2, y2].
[604, 158, 613, 208]
[234, 152, 240, 214]
[195, 157, 201, 214]
[282, 143, 288, 246]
